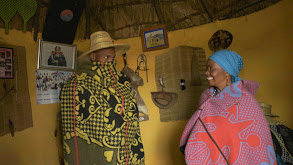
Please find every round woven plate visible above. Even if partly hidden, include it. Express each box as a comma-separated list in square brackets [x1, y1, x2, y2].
[208, 30, 233, 52]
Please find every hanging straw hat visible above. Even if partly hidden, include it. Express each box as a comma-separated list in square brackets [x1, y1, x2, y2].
[77, 31, 130, 63]
[259, 102, 281, 125]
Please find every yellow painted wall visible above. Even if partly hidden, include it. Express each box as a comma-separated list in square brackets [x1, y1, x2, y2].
[0, 0, 292, 164]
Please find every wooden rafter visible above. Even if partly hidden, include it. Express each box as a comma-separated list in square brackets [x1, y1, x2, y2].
[216, 0, 246, 19]
[36, 0, 49, 7]
[84, 0, 91, 39]
[152, 0, 165, 24]
[228, 0, 275, 17]
[32, 3, 41, 41]
[108, 21, 160, 33]
[199, 0, 217, 21]
[97, 0, 186, 11]
[93, 8, 106, 32]
[166, 11, 202, 29]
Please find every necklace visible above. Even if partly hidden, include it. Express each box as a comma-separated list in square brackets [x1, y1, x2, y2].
[212, 88, 217, 97]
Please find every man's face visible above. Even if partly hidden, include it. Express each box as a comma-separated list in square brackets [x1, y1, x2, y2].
[90, 47, 115, 63]
[55, 47, 61, 54]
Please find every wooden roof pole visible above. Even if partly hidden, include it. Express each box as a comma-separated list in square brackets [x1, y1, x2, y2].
[84, 0, 91, 39]
[152, 0, 165, 24]
[199, 0, 217, 21]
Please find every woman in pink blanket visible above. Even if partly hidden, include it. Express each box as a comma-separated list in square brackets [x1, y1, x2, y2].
[180, 49, 277, 165]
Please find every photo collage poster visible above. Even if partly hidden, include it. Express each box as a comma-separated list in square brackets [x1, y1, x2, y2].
[0, 47, 13, 78]
[35, 70, 73, 104]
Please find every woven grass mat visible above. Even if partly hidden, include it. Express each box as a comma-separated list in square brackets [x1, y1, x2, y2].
[0, 44, 32, 136]
[155, 46, 209, 122]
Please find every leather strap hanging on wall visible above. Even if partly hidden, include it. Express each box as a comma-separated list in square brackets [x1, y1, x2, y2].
[122, 53, 149, 121]
[151, 76, 178, 109]
[42, 0, 85, 44]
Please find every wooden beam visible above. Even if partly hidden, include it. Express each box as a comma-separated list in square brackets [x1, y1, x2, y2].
[97, 0, 185, 12]
[152, 0, 165, 24]
[84, 0, 91, 39]
[199, 0, 217, 21]
[216, 0, 246, 19]
[108, 21, 160, 33]
[32, 3, 41, 42]
[220, 0, 275, 19]
[166, 11, 202, 29]
[36, 0, 49, 7]
[93, 8, 106, 31]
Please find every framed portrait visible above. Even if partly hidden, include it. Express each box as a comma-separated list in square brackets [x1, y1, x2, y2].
[0, 47, 14, 79]
[37, 39, 77, 71]
[141, 24, 169, 52]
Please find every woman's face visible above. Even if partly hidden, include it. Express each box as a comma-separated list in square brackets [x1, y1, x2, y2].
[205, 59, 230, 91]
[90, 47, 115, 63]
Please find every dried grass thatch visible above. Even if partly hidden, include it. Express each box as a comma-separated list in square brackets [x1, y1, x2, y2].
[0, 0, 282, 41]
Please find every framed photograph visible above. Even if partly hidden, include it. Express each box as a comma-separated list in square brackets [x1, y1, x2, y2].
[141, 24, 169, 52]
[0, 47, 14, 79]
[37, 39, 77, 71]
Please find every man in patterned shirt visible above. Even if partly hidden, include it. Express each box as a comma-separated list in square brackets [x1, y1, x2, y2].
[60, 31, 145, 165]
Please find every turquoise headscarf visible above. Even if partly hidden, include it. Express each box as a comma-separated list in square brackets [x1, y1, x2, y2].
[208, 49, 244, 83]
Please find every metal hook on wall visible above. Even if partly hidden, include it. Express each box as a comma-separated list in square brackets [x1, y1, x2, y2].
[135, 54, 149, 82]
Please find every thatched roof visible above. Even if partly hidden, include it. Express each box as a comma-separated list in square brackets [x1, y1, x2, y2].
[0, 0, 281, 41]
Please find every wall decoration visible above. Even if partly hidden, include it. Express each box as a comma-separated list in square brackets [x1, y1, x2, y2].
[151, 76, 178, 109]
[37, 39, 77, 71]
[16, 0, 37, 31]
[122, 53, 149, 122]
[141, 24, 169, 52]
[0, 0, 18, 34]
[208, 30, 233, 52]
[35, 70, 73, 105]
[0, 44, 32, 137]
[135, 54, 149, 82]
[42, 0, 85, 44]
[155, 46, 209, 122]
[0, 47, 13, 79]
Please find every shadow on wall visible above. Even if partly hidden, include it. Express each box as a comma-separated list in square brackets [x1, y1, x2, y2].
[157, 123, 187, 165]
[0, 150, 20, 164]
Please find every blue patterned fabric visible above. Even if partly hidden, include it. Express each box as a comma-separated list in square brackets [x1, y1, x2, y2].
[208, 49, 244, 82]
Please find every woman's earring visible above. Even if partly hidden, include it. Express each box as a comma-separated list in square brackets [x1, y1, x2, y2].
[226, 76, 230, 86]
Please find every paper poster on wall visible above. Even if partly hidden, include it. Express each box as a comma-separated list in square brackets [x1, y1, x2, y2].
[35, 70, 73, 104]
